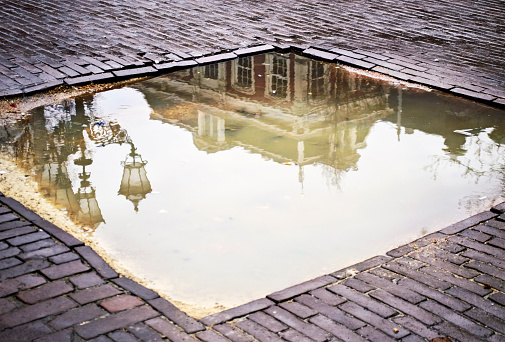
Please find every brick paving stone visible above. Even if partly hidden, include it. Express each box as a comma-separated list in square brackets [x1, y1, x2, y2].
[148, 297, 205, 333]
[424, 247, 469, 265]
[0, 226, 37, 241]
[420, 265, 492, 296]
[279, 328, 314, 342]
[17, 280, 73, 304]
[302, 48, 339, 61]
[489, 292, 505, 306]
[309, 288, 346, 306]
[49, 251, 80, 264]
[0, 220, 31, 232]
[488, 237, 505, 249]
[89, 336, 114, 342]
[70, 272, 105, 289]
[213, 323, 254, 342]
[0, 257, 22, 270]
[409, 249, 479, 278]
[196, 329, 231, 342]
[0, 273, 46, 297]
[393, 316, 441, 341]
[64, 72, 115, 86]
[336, 56, 375, 70]
[420, 300, 492, 338]
[0, 242, 8, 251]
[234, 319, 283, 342]
[40, 259, 89, 280]
[0, 207, 11, 215]
[473, 224, 505, 240]
[19, 239, 57, 253]
[279, 301, 317, 319]
[201, 298, 274, 327]
[451, 88, 496, 101]
[475, 274, 505, 292]
[0, 259, 50, 281]
[384, 261, 452, 291]
[465, 307, 505, 335]
[0, 296, 77, 329]
[355, 272, 424, 304]
[32, 219, 83, 248]
[294, 294, 365, 330]
[398, 278, 471, 312]
[70, 284, 122, 305]
[465, 260, 505, 281]
[112, 66, 157, 78]
[0, 198, 41, 222]
[18, 244, 69, 260]
[0, 298, 16, 315]
[112, 277, 158, 300]
[108, 330, 140, 342]
[355, 325, 397, 342]
[460, 228, 492, 242]
[0, 321, 53, 342]
[332, 256, 392, 280]
[127, 322, 165, 342]
[248, 311, 287, 333]
[34, 328, 73, 342]
[0, 213, 19, 225]
[234, 45, 275, 57]
[100, 294, 144, 313]
[309, 314, 367, 342]
[145, 316, 198, 341]
[369, 289, 440, 325]
[339, 301, 409, 338]
[22, 80, 64, 95]
[341, 277, 376, 292]
[49, 304, 106, 330]
[76, 305, 159, 339]
[263, 306, 330, 342]
[434, 321, 488, 342]
[268, 275, 336, 303]
[327, 284, 396, 318]
[441, 211, 496, 234]
[75, 246, 118, 279]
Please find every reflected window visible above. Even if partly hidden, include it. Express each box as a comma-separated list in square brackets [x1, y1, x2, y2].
[232, 57, 254, 94]
[266, 54, 290, 100]
[204, 64, 219, 80]
[308, 60, 327, 100]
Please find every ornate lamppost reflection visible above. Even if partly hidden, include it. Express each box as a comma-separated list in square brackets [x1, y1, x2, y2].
[74, 152, 105, 230]
[118, 143, 152, 212]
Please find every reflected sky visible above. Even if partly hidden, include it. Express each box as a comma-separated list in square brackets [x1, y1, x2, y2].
[1, 53, 505, 310]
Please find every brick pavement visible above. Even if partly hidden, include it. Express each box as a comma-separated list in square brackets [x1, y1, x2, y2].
[2, 191, 505, 341]
[0, 0, 504, 107]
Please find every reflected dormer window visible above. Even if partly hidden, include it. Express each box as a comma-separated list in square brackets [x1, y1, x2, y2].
[266, 54, 290, 101]
[232, 57, 255, 94]
[308, 60, 328, 100]
[204, 64, 219, 80]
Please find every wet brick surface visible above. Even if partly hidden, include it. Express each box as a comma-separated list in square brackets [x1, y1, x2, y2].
[0, 0, 503, 107]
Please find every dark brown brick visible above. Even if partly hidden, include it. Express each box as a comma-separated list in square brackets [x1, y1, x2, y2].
[355, 272, 424, 303]
[341, 277, 376, 292]
[234, 44, 275, 56]
[461, 249, 505, 270]
[40, 260, 90, 280]
[466, 260, 505, 281]
[327, 284, 396, 317]
[420, 300, 492, 338]
[76, 305, 159, 339]
[475, 274, 505, 292]
[196, 329, 231, 342]
[336, 55, 375, 69]
[49, 304, 106, 330]
[0, 321, 53, 342]
[0, 273, 46, 297]
[355, 325, 396, 342]
[112, 66, 157, 78]
[0, 296, 77, 328]
[148, 297, 204, 333]
[127, 322, 165, 342]
[460, 228, 492, 242]
[0, 213, 19, 225]
[279, 301, 317, 319]
[420, 266, 492, 296]
[32, 219, 83, 247]
[75, 246, 118, 279]
[108, 331, 140, 342]
[434, 321, 488, 342]
[474, 224, 505, 239]
[145, 317, 198, 341]
[393, 316, 441, 340]
[279, 328, 314, 342]
[8, 231, 51, 246]
[0, 197, 42, 222]
[302, 48, 338, 61]
[0, 259, 50, 281]
[112, 277, 158, 300]
[0, 257, 22, 270]
[449, 235, 505, 258]
[489, 292, 505, 306]
[0, 226, 37, 241]
[200, 298, 273, 327]
[309, 314, 367, 342]
[0, 246, 20, 259]
[488, 237, 505, 249]
[234, 319, 283, 342]
[309, 288, 346, 306]
[267, 275, 335, 302]
[100, 294, 143, 313]
[398, 278, 471, 312]
[0, 220, 31, 232]
[20, 239, 56, 252]
[49, 251, 80, 264]
[18, 244, 69, 260]
[409, 249, 479, 278]
[248, 311, 287, 333]
[70, 284, 122, 305]
[441, 211, 496, 234]
[339, 301, 409, 338]
[0, 298, 16, 314]
[295, 294, 364, 330]
[17, 280, 73, 304]
[34, 328, 73, 342]
[264, 306, 329, 342]
[466, 307, 505, 335]
[70, 272, 105, 289]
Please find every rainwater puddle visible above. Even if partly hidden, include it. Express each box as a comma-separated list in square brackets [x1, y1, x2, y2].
[2, 52, 505, 314]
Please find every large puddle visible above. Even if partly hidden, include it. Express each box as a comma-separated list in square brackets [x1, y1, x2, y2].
[1, 52, 505, 314]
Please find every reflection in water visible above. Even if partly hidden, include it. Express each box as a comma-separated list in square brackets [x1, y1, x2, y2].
[1, 53, 505, 311]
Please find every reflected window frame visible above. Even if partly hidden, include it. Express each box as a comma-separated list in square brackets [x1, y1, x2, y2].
[231, 56, 255, 95]
[265, 54, 291, 102]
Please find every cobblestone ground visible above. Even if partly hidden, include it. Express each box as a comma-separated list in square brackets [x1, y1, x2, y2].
[2, 193, 505, 341]
[0, 0, 504, 106]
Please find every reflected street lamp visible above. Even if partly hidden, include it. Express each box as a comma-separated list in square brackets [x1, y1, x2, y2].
[118, 143, 152, 211]
[74, 155, 105, 230]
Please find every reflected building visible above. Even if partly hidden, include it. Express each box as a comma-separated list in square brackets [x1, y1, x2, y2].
[136, 53, 394, 186]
